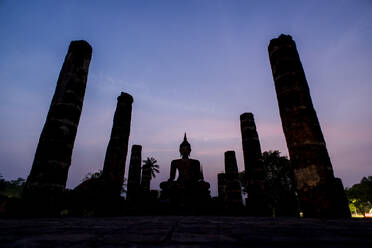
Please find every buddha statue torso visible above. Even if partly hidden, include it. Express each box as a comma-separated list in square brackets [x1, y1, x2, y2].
[169, 158, 203, 185]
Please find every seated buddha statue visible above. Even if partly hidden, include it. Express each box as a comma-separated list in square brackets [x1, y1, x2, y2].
[160, 134, 210, 206]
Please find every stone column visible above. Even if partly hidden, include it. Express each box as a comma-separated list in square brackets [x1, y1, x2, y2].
[268, 34, 350, 218]
[24, 40, 92, 202]
[141, 165, 151, 192]
[217, 173, 227, 203]
[223, 151, 243, 208]
[240, 113, 270, 216]
[240, 113, 264, 179]
[101, 92, 133, 197]
[224, 151, 239, 174]
[127, 145, 142, 201]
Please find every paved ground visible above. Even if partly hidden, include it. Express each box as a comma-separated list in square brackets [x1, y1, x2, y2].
[1, 216, 372, 247]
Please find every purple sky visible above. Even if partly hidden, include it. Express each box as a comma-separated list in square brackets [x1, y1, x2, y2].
[0, 0, 371, 196]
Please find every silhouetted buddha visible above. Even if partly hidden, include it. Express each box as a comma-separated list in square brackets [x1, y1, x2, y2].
[160, 134, 210, 205]
[169, 133, 204, 185]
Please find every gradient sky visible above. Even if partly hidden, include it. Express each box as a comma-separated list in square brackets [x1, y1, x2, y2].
[0, 0, 371, 196]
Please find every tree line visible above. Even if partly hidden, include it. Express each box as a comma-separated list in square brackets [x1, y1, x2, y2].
[0, 175, 25, 198]
[1, 155, 371, 217]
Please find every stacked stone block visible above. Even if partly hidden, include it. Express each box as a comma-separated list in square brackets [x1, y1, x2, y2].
[268, 34, 350, 218]
[24, 40, 92, 207]
[218, 151, 243, 210]
[240, 113, 271, 216]
[127, 145, 142, 201]
[141, 164, 151, 192]
[101, 92, 133, 198]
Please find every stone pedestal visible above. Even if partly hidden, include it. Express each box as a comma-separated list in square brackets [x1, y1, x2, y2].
[218, 173, 242, 210]
[224, 151, 243, 207]
[24, 40, 92, 207]
[101, 92, 133, 197]
[240, 113, 270, 216]
[127, 145, 142, 201]
[268, 34, 350, 218]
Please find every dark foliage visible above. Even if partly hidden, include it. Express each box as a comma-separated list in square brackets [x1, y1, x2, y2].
[239, 150, 299, 216]
[142, 157, 160, 179]
[82, 170, 103, 182]
[261, 151, 298, 216]
[0, 174, 25, 198]
[345, 176, 372, 216]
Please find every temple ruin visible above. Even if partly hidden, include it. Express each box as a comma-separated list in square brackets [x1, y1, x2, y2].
[101, 92, 133, 198]
[11, 35, 352, 218]
[160, 134, 211, 212]
[23, 40, 92, 209]
[141, 163, 151, 192]
[73, 92, 133, 211]
[127, 145, 142, 201]
[217, 151, 243, 210]
[240, 113, 271, 216]
[268, 34, 350, 218]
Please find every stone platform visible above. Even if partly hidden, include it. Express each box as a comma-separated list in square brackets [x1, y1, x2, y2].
[1, 216, 371, 247]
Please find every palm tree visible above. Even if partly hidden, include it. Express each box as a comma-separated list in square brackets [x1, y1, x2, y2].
[141, 157, 159, 191]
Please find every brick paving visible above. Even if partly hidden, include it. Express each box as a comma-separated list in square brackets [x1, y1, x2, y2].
[1, 216, 372, 247]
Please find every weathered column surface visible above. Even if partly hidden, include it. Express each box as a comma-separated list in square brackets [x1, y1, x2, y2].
[268, 34, 350, 218]
[224, 151, 239, 174]
[217, 173, 227, 203]
[240, 113, 270, 216]
[101, 92, 133, 197]
[240, 113, 264, 180]
[24, 40, 92, 200]
[127, 145, 142, 201]
[141, 165, 151, 192]
[222, 151, 243, 208]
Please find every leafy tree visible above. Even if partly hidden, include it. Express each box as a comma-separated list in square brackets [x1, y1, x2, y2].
[81, 169, 127, 194]
[345, 176, 372, 217]
[141, 157, 159, 191]
[10, 177, 25, 187]
[240, 151, 299, 216]
[262, 151, 296, 193]
[348, 199, 358, 215]
[0, 175, 25, 198]
[142, 157, 160, 179]
[262, 151, 298, 216]
[82, 170, 103, 182]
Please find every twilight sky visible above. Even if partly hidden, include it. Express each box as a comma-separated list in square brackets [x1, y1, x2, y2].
[0, 0, 371, 196]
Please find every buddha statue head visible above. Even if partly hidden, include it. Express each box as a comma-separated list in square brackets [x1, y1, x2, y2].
[179, 133, 191, 158]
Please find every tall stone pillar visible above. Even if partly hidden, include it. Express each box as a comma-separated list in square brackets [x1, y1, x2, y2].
[141, 165, 151, 192]
[268, 34, 350, 218]
[223, 151, 243, 208]
[127, 145, 142, 201]
[24, 40, 92, 203]
[217, 173, 227, 203]
[240, 113, 270, 216]
[101, 92, 133, 197]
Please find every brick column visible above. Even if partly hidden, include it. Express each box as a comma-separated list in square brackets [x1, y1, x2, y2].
[224, 151, 239, 174]
[240, 113, 270, 216]
[127, 145, 142, 201]
[223, 151, 243, 208]
[101, 92, 133, 197]
[24, 40, 92, 202]
[268, 34, 350, 218]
